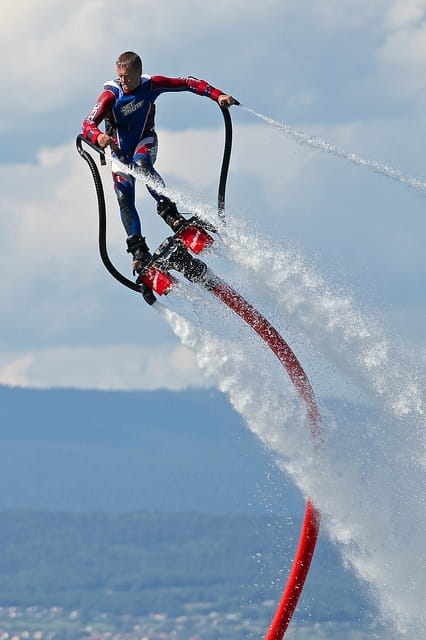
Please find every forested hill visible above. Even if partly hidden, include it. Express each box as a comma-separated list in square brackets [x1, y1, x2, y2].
[0, 384, 303, 514]
[0, 386, 376, 626]
[0, 509, 369, 623]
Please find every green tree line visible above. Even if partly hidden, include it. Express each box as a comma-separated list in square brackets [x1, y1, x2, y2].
[0, 510, 371, 623]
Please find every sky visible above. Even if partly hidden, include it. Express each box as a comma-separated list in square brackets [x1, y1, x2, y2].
[1, 0, 425, 392]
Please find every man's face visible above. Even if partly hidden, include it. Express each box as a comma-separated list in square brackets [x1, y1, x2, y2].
[116, 64, 141, 93]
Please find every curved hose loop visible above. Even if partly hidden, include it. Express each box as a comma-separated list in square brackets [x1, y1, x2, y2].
[76, 135, 141, 294]
[218, 106, 234, 219]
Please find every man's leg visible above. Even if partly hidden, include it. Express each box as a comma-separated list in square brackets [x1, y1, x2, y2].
[113, 171, 151, 273]
[134, 136, 186, 231]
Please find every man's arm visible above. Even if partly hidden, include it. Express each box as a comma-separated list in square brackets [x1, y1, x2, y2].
[150, 76, 236, 106]
[82, 90, 116, 146]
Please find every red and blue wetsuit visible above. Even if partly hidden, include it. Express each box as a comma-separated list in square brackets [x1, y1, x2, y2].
[82, 75, 224, 237]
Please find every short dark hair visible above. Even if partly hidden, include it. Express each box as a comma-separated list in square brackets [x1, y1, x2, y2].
[116, 51, 142, 74]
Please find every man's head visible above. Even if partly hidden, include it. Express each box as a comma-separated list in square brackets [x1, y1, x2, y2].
[116, 51, 142, 93]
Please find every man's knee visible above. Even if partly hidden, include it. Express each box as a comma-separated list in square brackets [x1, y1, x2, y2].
[134, 154, 152, 174]
[115, 187, 130, 207]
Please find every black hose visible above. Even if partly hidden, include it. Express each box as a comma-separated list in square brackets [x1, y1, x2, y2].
[76, 135, 143, 296]
[218, 106, 233, 219]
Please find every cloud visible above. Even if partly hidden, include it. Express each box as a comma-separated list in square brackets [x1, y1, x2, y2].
[0, 343, 209, 391]
[384, 0, 426, 29]
[2, 1, 107, 116]
[307, 0, 389, 29]
[0, 139, 172, 352]
[376, 16, 426, 103]
[157, 123, 314, 198]
[1, 1, 287, 122]
[3, 0, 421, 129]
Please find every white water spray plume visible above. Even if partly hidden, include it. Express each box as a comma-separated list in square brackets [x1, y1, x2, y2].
[240, 104, 426, 197]
[149, 191, 424, 639]
[157, 281, 424, 639]
[220, 219, 424, 421]
[109, 127, 424, 638]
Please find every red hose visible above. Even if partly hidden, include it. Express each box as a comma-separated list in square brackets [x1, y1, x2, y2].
[211, 280, 321, 440]
[210, 278, 322, 639]
[265, 499, 321, 639]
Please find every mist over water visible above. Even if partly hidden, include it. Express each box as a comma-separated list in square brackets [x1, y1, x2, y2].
[155, 213, 425, 639]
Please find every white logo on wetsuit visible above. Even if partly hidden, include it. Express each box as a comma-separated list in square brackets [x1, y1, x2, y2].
[121, 100, 144, 117]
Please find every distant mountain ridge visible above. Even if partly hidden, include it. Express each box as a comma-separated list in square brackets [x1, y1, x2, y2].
[0, 385, 303, 514]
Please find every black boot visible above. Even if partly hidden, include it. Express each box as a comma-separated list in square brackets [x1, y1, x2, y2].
[157, 198, 186, 232]
[126, 234, 152, 274]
